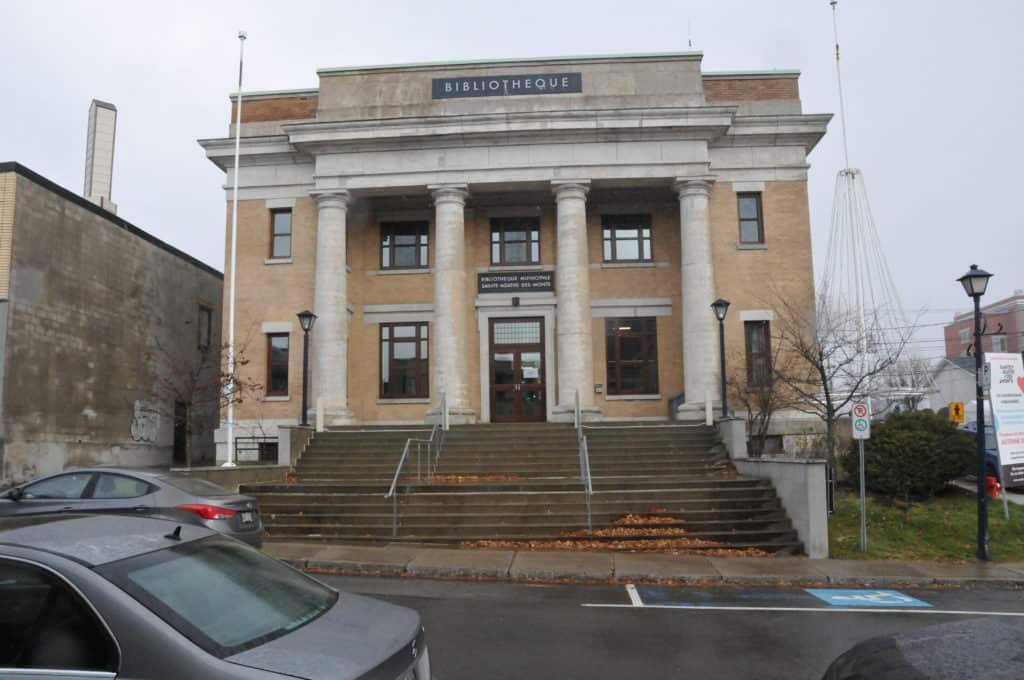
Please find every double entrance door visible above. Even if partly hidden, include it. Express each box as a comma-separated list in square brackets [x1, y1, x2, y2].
[489, 317, 546, 422]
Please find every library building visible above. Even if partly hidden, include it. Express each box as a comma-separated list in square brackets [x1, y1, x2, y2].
[199, 52, 829, 442]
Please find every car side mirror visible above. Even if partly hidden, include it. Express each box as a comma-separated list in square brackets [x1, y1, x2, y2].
[7, 487, 24, 501]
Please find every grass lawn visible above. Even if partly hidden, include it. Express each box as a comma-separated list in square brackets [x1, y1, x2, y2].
[829, 488, 1024, 562]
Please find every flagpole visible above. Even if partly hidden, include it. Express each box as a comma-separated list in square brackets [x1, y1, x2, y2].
[223, 30, 246, 468]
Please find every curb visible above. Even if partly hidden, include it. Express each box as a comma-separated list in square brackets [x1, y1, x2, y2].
[279, 557, 1024, 591]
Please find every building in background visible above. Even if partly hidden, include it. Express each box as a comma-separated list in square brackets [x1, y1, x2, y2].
[944, 291, 1024, 358]
[0, 162, 223, 483]
[200, 52, 829, 461]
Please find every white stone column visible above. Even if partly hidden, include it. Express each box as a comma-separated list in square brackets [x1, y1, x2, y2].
[311, 190, 353, 424]
[428, 185, 475, 423]
[552, 181, 599, 420]
[675, 177, 718, 417]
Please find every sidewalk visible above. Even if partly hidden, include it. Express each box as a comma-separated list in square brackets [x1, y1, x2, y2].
[266, 542, 1024, 589]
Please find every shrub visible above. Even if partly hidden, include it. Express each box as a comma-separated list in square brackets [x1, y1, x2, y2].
[842, 410, 974, 501]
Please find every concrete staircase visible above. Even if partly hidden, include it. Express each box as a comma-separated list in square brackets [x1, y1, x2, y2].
[244, 423, 803, 554]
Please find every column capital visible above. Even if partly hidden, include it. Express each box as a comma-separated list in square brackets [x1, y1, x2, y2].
[429, 184, 469, 206]
[673, 176, 716, 199]
[551, 180, 590, 201]
[310, 189, 351, 210]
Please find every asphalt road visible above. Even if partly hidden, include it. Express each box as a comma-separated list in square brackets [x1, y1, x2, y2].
[318, 574, 1024, 680]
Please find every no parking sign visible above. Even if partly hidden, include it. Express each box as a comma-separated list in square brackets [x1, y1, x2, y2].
[852, 402, 871, 440]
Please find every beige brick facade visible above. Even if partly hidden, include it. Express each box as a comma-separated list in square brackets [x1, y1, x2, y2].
[201, 53, 828, 445]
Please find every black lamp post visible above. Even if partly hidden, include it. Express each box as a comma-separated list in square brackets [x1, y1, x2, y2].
[297, 310, 317, 427]
[711, 298, 731, 419]
[957, 264, 993, 562]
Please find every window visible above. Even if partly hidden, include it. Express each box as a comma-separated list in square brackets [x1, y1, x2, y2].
[380, 323, 429, 399]
[745, 321, 772, 387]
[270, 209, 292, 259]
[381, 221, 429, 269]
[602, 215, 652, 262]
[958, 327, 970, 345]
[197, 304, 213, 350]
[266, 333, 290, 396]
[491, 218, 540, 265]
[93, 473, 154, 500]
[992, 335, 1007, 352]
[22, 472, 94, 500]
[605, 318, 659, 395]
[737, 193, 764, 244]
[0, 559, 118, 671]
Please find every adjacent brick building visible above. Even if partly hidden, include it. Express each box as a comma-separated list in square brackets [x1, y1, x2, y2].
[944, 291, 1024, 358]
[0, 163, 223, 483]
[199, 52, 830, 461]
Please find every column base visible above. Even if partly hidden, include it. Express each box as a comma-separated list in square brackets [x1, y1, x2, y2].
[675, 401, 722, 423]
[550, 405, 601, 423]
[324, 409, 355, 427]
[426, 406, 477, 425]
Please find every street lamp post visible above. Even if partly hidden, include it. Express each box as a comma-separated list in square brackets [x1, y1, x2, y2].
[711, 298, 731, 419]
[957, 264, 993, 562]
[297, 310, 317, 427]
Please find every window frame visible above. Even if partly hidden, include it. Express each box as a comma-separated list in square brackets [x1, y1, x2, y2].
[605, 317, 659, 396]
[490, 217, 541, 266]
[22, 472, 97, 500]
[380, 221, 429, 270]
[379, 322, 430, 400]
[197, 304, 213, 351]
[745, 320, 772, 388]
[90, 473, 157, 500]
[269, 209, 293, 260]
[265, 333, 290, 397]
[737, 192, 765, 245]
[601, 214, 653, 263]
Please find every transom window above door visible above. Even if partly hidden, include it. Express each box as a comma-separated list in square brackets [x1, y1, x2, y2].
[490, 218, 540, 265]
[602, 214, 652, 262]
[381, 221, 429, 269]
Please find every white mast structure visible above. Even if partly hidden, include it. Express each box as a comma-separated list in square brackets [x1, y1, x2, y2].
[819, 1, 933, 411]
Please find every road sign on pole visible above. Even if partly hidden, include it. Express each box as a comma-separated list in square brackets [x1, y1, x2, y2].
[851, 401, 871, 552]
[949, 402, 965, 424]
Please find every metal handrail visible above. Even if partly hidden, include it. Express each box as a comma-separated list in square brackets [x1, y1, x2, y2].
[574, 389, 582, 442]
[384, 418, 448, 537]
[578, 434, 593, 533]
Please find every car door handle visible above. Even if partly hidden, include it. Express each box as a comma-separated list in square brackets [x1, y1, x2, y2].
[60, 506, 73, 511]
[133, 505, 148, 512]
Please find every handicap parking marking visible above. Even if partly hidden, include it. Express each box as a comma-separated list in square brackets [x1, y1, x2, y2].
[635, 584, 821, 608]
[805, 589, 931, 608]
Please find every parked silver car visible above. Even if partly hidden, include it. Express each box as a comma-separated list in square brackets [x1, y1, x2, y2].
[0, 513, 430, 679]
[0, 467, 263, 547]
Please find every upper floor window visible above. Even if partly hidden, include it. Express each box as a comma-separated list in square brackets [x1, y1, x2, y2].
[197, 304, 213, 350]
[605, 317, 659, 395]
[491, 218, 540, 265]
[737, 193, 764, 244]
[958, 327, 970, 345]
[745, 320, 772, 387]
[381, 222, 429, 269]
[602, 215, 652, 262]
[266, 333, 289, 396]
[992, 334, 1007, 353]
[270, 209, 292, 259]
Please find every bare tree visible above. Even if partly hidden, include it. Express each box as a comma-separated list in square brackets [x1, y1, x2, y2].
[146, 329, 262, 468]
[770, 293, 912, 465]
[726, 338, 799, 458]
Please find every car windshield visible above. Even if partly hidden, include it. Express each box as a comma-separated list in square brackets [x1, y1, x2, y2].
[157, 476, 232, 496]
[98, 536, 337, 657]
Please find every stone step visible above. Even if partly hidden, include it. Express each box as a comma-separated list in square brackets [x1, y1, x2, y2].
[254, 496, 783, 514]
[294, 460, 728, 474]
[261, 506, 789, 523]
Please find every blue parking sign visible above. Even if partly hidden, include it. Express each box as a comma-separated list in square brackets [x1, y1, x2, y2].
[806, 589, 931, 608]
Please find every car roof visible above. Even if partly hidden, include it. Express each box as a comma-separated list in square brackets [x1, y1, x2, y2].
[0, 514, 214, 567]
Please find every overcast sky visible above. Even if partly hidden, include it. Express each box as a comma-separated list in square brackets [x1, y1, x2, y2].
[3, 0, 1021, 359]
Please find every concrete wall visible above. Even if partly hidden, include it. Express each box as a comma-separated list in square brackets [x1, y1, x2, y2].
[167, 464, 288, 493]
[734, 457, 829, 559]
[0, 166, 223, 484]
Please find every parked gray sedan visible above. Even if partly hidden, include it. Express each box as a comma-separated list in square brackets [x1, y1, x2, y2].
[0, 467, 263, 547]
[0, 513, 430, 679]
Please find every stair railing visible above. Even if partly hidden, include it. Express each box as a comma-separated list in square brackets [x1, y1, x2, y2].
[578, 432, 593, 533]
[574, 389, 582, 441]
[385, 431, 436, 537]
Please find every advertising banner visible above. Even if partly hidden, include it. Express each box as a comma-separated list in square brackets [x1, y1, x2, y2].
[987, 352, 1024, 488]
